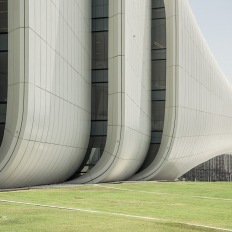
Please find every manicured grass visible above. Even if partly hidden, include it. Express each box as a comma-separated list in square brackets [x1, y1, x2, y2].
[0, 182, 231, 231]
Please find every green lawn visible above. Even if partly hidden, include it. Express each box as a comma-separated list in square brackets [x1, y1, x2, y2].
[0, 182, 231, 231]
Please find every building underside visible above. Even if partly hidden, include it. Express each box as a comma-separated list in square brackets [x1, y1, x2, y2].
[0, 0, 232, 188]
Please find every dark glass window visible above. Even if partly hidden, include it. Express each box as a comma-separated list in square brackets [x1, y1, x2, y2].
[92, 18, 108, 32]
[152, 90, 166, 101]
[92, 32, 108, 69]
[92, 69, 108, 83]
[152, 60, 166, 90]
[0, 34, 8, 50]
[0, 0, 7, 33]
[151, 132, 163, 144]
[152, 101, 165, 131]
[152, 0, 165, 8]
[152, 101, 165, 120]
[152, 8, 165, 19]
[152, 49, 166, 60]
[0, 124, 5, 144]
[152, 19, 166, 49]
[0, 0, 8, 146]
[92, 83, 108, 120]
[70, 0, 109, 178]
[91, 121, 107, 136]
[92, 0, 108, 7]
[0, 52, 7, 74]
[0, 73, 7, 103]
[0, 104, 6, 123]
[92, 5, 108, 18]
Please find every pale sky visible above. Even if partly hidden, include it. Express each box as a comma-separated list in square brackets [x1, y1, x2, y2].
[188, 0, 232, 83]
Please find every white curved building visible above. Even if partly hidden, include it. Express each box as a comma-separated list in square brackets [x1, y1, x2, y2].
[0, 0, 231, 188]
[131, 0, 232, 181]
[0, 0, 91, 188]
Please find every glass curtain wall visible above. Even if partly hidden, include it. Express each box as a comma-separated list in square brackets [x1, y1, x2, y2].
[0, 0, 8, 146]
[73, 0, 109, 177]
[138, 0, 166, 171]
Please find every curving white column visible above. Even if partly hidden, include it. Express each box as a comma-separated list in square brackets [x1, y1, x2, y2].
[69, 0, 151, 184]
[0, 0, 91, 188]
[132, 0, 232, 181]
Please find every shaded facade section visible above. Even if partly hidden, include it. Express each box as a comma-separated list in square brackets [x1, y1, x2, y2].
[0, 0, 8, 146]
[72, 0, 109, 177]
[138, 0, 166, 172]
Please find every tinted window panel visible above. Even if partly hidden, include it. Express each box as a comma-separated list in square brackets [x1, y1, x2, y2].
[0, 124, 5, 144]
[0, 0, 7, 33]
[92, 83, 108, 120]
[0, 104, 7, 114]
[152, 90, 166, 101]
[0, 74, 7, 102]
[152, 60, 166, 79]
[92, 0, 108, 7]
[152, 49, 166, 60]
[152, 19, 166, 49]
[92, 18, 108, 32]
[152, 8, 165, 19]
[151, 132, 163, 144]
[92, 69, 108, 83]
[152, 101, 165, 117]
[0, 34, 8, 51]
[0, 115, 6, 123]
[91, 121, 107, 136]
[152, 0, 165, 8]
[152, 120, 164, 131]
[92, 32, 108, 69]
[0, 52, 7, 74]
[92, 5, 108, 18]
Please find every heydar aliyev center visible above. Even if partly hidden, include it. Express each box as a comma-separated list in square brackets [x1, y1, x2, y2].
[0, 0, 232, 188]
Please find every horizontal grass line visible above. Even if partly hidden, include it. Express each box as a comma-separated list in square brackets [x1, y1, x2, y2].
[0, 199, 232, 232]
[96, 184, 232, 201]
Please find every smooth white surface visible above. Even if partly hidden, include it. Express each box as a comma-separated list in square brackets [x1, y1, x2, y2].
[132, 0, 232, 181]
[0, 0, 91, 188]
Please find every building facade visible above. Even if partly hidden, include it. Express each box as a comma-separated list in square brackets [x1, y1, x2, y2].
[0, 0, 232, 188]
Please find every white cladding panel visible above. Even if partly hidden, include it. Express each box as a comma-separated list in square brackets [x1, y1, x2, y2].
[132, 0, 232, 181]
[0, 0, 91, 188]
[70, 0, 151, 184]
[1, 0, 231, 187]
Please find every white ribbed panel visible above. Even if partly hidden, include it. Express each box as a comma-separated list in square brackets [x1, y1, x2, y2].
[70, 0, 151, 184]
[0, 0, 91, 188]
[132, 0, 232, 181]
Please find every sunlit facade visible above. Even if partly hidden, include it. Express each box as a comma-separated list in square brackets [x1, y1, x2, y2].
[0, 0, 231, 188]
